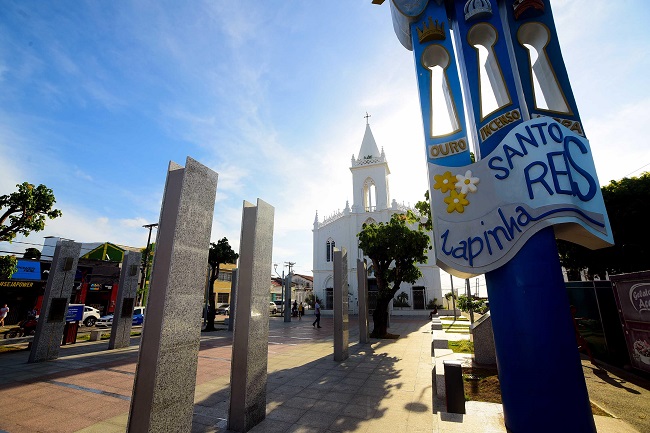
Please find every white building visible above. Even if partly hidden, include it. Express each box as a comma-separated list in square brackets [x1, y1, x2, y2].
[312, 123, 442, 314]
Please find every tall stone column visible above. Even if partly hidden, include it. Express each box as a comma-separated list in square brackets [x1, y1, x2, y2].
[127, 157, 218, 433]
[284, 273, 292, 322]
[228, 199, 275, 433]
[357, 259, 369, 344]
[28, 240, 81, 363]
[109, 250, 142, 350]
[333, 248, 349, 361]
[228, 268, 238, 332]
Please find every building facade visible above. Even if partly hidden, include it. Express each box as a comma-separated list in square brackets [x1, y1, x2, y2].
[312, 123, 442, 314]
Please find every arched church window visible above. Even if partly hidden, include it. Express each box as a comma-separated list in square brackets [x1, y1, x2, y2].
[517, 22, 570, 113]
[326, 239, 335, 262]
[421, 44, 461, 137]
[363, 178, 377, 212]
[467, 23, 512, 120]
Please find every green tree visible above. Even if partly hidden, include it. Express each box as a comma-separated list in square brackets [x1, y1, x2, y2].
[394, 291, 410, 308]
[558, 172, 650, 279]
[0, 182, 62, 242]
[204, 237, 239, 332]
[358, 214, 429, 337]
[0, 255, 18, 279]
[23, 248, 41, 260]
[456, 294, 486, 322]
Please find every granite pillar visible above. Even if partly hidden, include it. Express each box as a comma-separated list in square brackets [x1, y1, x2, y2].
[127, 157, 218, 433]
[333, 248, 349, 362]
[109, 250, 142, 350]
[284, 273, 292, 322]
[228, 199, 275, 433]
[28, 240, 81, 363]
[357, 259, 369, 344]
[228, 268, 238, 332]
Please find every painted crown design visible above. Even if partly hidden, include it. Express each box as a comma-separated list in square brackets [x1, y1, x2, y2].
[464, 0, 493, 22]
[417, 17, 446, 43]
[513, 0, 545, 20]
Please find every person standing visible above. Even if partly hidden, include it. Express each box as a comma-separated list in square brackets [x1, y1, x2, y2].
[312, 300, 321, 328]
[0, 304, 9, 327]
[298, 302, 303, 320]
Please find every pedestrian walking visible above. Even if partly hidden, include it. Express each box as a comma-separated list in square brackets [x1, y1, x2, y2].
[0, 304, 9, 327]
[298, 302, 303, 320]
[312, 300, 321, 328]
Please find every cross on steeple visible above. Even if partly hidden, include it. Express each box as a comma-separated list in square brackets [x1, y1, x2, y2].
[364, 112, 371, 125]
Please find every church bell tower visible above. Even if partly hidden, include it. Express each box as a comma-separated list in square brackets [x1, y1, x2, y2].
[350, 121, 391, 214]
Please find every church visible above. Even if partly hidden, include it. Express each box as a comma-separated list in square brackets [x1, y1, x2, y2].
[312, 121, 442, 314]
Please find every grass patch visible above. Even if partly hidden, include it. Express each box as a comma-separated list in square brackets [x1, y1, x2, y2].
[449, 340, 474, 353]
[441, 316, 469, 321]
[0, 345, 28, 354]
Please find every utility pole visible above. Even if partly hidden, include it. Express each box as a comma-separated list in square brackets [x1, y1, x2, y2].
[138, 223, 158, 306]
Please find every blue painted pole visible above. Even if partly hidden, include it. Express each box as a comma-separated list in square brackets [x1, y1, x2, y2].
[486, 227, 596, 432]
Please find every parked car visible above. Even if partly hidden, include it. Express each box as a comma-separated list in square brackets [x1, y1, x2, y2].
[96, 307, 145, 327]
[82, 306, 101, 327]
[216, 304, 230, 315]
[269, 302, 278, 315]
[273, 300, 285, 314]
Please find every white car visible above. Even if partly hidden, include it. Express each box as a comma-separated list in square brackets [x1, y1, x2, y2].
[96, 307, 145, 327]
[82, 306, 101, 327]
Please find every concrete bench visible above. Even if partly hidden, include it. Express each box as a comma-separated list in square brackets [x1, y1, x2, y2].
[89, 329, 103, 341]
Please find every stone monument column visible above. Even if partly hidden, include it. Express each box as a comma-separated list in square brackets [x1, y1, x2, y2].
[127, 157, 218, 433]
[228, 268, 238, 332]
[28, 240, 81, 363]
[333, 248, 349, 361]
[228, 199, 275, 433]
[357, 259, 369, 344]
[284, 272, 292, 322]
[109, 250, 142, 350]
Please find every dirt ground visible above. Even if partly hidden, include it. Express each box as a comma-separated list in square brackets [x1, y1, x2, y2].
[462, 366, 610, 417]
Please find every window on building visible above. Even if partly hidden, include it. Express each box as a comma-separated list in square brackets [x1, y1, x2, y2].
[325, 288, 333, 310]
[217, 272, 232, 282]
[326, 240, 335, 262]
[217, 293, 229, 304]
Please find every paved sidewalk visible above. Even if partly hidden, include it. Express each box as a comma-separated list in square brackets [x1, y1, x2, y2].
[0, 317, 646, 432]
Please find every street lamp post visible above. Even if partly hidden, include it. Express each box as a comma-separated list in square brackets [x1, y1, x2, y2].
[138, 223, 158, 306]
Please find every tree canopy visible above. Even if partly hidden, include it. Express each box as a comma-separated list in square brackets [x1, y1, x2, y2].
[204, 237, 238, 332]
[558, 172, 650, 279]
[0, 182, 62, 242]
[23, 248, 42, 260]
[0, 255, 17, 280]
[358, 214, 429, 337]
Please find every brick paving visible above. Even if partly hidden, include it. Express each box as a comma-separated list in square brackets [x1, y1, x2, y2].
[0, 316, 645, 432]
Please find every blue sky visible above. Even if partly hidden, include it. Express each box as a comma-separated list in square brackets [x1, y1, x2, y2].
[1, 1, 649, 288]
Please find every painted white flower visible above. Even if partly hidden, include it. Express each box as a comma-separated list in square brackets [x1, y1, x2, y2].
[455, 170, 480, 194]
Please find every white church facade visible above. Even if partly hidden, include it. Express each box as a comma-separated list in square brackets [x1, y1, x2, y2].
[312, 122, 442, 314]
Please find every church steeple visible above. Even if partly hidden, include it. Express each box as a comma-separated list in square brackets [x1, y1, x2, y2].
[350, 117, 390, 213]
[356, 123, 381, 161]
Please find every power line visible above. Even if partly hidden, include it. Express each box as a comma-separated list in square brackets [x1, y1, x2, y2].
[623, 162, 650, 178]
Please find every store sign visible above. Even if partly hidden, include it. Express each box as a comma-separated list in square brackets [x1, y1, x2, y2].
[611, 272, 650, 374]
[66, 304, 84, 322]
[12, 260, 42, 280]
[429, 118, 613, 277]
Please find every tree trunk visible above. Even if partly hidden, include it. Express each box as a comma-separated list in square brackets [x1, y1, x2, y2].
[371, 297, 391, 337]
[203, 265, 218, 331]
